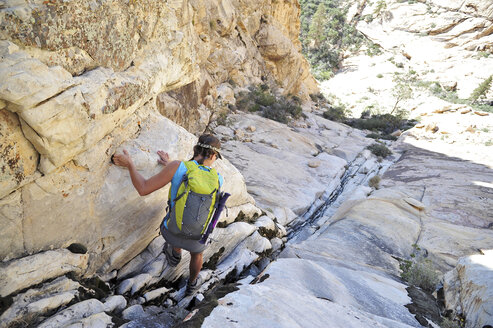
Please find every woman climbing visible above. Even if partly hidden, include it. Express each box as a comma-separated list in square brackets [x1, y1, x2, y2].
[112, 134, 224, 296]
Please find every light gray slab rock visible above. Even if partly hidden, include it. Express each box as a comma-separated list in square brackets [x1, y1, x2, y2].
[37, 299, 105, 328]
[270, 237, 284, 253]
[214, 113, 357, 220]
[204, 258, 420, 328]
[0, 249, 88, 297]
[63, 312, 113, 328]
[157, 222, 256, 283]
[0, 276, 80, 327]
[143, 287, 171, 303]
[444, 250, 493, 328]
[27, 292, 75, 314]
[103, 295, 127, 313]
[294, 192, 422, 275]
[122, 305, 145, 321]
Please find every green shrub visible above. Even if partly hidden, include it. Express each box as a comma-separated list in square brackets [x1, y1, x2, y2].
[310, 92, 326, 102]
[300, 0, 364, 72]
[440, 318, 461, 328]
[366, 133, 381, 139]
[373, 0, 387, 16]
[236, 85, 302, 124]
[314, 70, 334, 81]
[262, 99, 302, 124]
[400, 256, 440, 292]
[347, 113, 412, 134]
[323, 106, 347, 122]
[366, 133, 398, 141]
[368, 175, 381, 189]
[367, 143, 392, 158]
[377, 73, 383, 78]
[470, 75, 492, 103]
[367, 42, 382, 57]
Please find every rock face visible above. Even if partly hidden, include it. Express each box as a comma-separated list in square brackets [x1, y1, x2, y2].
[325, 0, 493, 117]
[444, 250, 493, 328]
[214, 112, 371, 226]
[0, 0, 314, 272]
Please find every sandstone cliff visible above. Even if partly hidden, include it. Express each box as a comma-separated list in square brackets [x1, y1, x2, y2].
[0, 0, 316, 272]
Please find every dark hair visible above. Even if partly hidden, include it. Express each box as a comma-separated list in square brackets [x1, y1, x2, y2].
[190, 134, 221, 164]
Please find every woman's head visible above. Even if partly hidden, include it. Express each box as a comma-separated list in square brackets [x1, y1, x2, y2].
[192, 134, 222, 164]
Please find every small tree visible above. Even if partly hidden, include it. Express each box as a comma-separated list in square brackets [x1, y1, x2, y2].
[308, 3, 328, 48]
[470, 75, 492, 104]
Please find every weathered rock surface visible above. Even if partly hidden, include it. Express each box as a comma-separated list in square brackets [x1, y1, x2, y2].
[326, 0, 493, 117]
[214, 112, 371, 226]
[444, 250, 493, 328]
[0, 276, 80, 327]
[36, 299, 106, 328]
[204, 258, 420, 328]
[0, 109, 39, 199]
[0, 0, 312, 279]
[0, 104, 258, 276]
[0, 249, 88, 298]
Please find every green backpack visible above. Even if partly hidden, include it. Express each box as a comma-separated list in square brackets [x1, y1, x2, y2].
[165, 161, 220, 240]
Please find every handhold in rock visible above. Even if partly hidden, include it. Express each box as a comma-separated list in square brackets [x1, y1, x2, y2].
[246, 125, 256, 132]
[308, 160, 321, 168]
[67, 243, 87, 254]
[404, 198, 425, 211]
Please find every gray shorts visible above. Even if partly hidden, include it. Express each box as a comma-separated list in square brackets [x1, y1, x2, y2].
[160, 220, 207, 254]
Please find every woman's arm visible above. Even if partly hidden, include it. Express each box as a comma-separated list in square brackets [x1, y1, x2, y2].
[112, 150, 180, 196]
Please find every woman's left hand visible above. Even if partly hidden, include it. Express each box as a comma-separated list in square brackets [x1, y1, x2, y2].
[112, 149, 134, 168]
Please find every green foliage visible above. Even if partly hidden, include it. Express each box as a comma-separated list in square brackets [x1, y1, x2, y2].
[367, 42, 382, 56]
[366, 133, 398, 141]
[314, 70, 334, 80]
[262, 99, 302, 124]
[236, 85, 302, 124]
[415, 80, 493, 113]
[391, 72, 415, 114]
[216, 111, 232, 126]
[373, 0, 387, 17]
[323, 105, 348, 122]
[376, 73, 383, 78]
[300, 0, 364, 78]
[469, 75, 492, 104]
[440, 318, 461, 328]
[367, 143, 392, 158]
[347, 112, 415, 134]
[400, 255, 440, 292]
[368, 175, 381, 189]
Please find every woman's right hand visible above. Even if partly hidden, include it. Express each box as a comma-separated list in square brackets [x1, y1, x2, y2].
[112, 149, 134, 169]
[157, 150, 170, 166]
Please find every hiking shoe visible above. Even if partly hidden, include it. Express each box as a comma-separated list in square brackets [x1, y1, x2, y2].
[185, 274, 204, 296]
[164, 242, 181, 267]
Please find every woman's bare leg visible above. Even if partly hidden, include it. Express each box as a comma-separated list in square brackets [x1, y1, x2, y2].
[189, 252, 203, 283]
